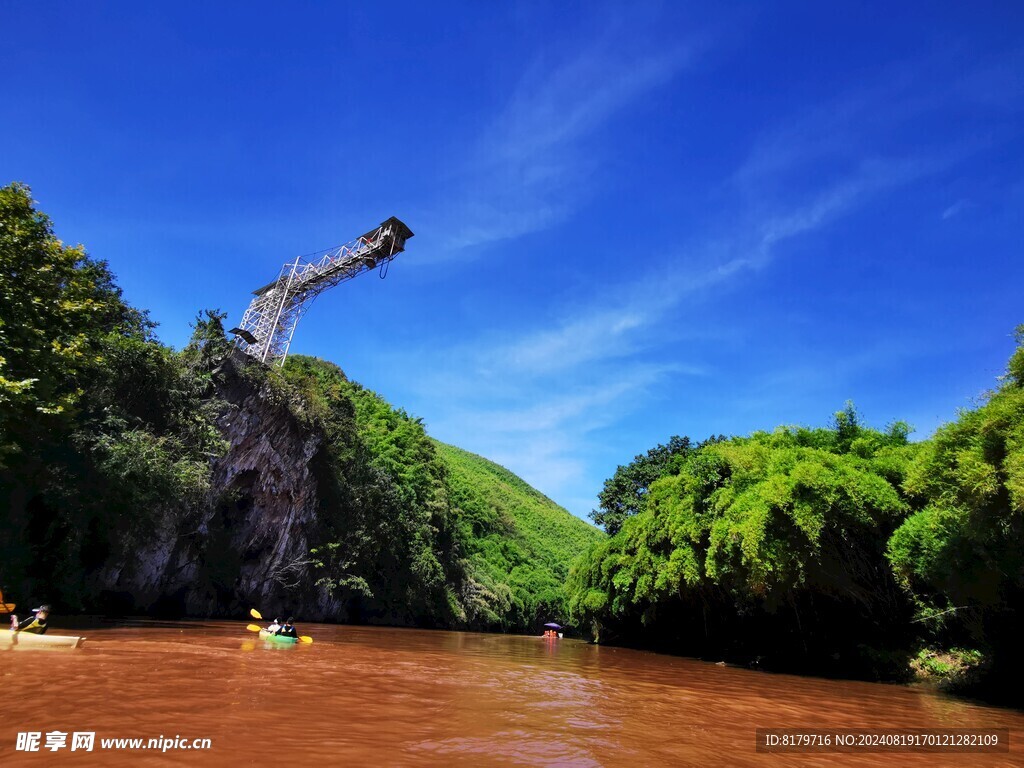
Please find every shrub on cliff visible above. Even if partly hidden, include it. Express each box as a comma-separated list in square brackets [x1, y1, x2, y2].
[280, 355, 465, 626]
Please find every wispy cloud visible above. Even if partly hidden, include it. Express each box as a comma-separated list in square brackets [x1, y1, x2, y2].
[449, 364, 678, 434]
[487, 310, 653, 375]
[414, 34, 696, 259]
[392, 44, 1016, 518]
[942, 198, 972, 219]
[484, 46, 688, 171]
[408, 175, 903, 509]
[410, 126, 973, 517]
[456, 169, 892, 385]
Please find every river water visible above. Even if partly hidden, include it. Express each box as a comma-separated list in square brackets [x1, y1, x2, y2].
[0, 620, 1021, 766]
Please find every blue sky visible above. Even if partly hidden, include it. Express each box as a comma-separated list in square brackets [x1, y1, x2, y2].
[2, 3, 1022, 520]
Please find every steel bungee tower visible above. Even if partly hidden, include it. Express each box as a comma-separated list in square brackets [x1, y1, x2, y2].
[230, 217, 413, 365]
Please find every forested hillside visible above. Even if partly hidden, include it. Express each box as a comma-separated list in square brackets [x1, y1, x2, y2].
[0, 182, 596, 633]
[434, 442, 603, 631]
[277, 356, 602, 630]
[570, 340, 1024, 702]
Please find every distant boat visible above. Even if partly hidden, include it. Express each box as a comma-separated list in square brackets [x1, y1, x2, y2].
[543, 622, 564, 639]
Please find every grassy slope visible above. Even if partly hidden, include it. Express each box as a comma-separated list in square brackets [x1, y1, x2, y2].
[433, 440, 604, 630]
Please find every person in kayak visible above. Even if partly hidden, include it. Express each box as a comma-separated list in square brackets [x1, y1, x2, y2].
[266, 617, 282, 634]
[10, 605, 50, 634]
[279, 617, 298, 638]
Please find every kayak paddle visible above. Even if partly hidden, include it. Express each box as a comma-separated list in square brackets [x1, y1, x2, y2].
[249, 608, 263, 620]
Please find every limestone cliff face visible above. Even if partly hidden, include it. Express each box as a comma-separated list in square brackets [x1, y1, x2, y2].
[106, 354, 337, 619]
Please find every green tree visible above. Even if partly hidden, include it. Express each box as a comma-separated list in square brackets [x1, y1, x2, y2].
[887, 325, 1024, 698]
[0, 182, 144, 465]
[0, 184, 222, 606]
[569, 414, 917, 677]
[591, 435, 697, 535]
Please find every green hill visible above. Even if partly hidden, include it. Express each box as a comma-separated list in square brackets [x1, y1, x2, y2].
[434, 442, 604, 632]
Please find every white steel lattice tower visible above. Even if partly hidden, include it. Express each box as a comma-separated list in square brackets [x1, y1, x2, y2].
[230, 217, 413, 365]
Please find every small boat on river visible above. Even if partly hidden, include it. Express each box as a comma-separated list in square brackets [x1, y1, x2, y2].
[0, 630, 84, 650]
[258, 629, 298, 644]
[247, 611, 311, 644]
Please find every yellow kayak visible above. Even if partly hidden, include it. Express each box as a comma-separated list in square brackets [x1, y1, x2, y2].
[0, 630, 84, 650]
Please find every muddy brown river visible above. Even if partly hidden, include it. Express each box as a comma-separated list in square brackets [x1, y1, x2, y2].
[0, 621, 1021, 766]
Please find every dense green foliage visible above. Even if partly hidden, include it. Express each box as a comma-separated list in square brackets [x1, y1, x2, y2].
[0, 182, 149, 462]
[435, 442, 603, 630]
[0, 183, 224, 607]
[278, 355, 465, 626]
[569, 407, 918, 677]
[569, 348, 1024, 698]
[886, 327, 1024, 697]
[591, 435, 698, 535]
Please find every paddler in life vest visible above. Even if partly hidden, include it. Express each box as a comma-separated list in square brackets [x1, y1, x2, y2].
[10, 605, 50, 634]
[266, 617, 282, 634]
[279, 617, 298, 638]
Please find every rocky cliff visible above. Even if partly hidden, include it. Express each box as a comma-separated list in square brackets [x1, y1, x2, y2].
[96, 351, 339, 618]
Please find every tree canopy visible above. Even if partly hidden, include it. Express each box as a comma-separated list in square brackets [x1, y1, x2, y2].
[569, 412, 918, 677]
[886, 325, 1024, 696]
[568, 336, 1024, 699]
[0, 184, 223, 607]
[591, 435, 703, 535]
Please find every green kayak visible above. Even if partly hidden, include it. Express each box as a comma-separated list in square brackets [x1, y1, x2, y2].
[258, 629, 298, 644]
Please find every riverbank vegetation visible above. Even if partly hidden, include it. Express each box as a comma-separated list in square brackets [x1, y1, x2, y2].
[569, 336, 1023, 703]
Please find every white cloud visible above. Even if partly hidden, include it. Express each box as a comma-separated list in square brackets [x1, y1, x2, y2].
[412, 149, 962, 515]
[486, 46, 689, 170]
[396, 42, 1006, 517]
[942, 198, 972, 219]
[466, 365, 677, 433]
[491, 310, 650, 375]
[413, 37, 695, 259]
